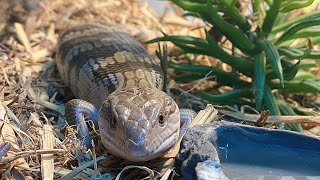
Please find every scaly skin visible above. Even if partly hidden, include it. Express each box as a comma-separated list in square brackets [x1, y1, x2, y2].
[55, 23, 181, 162]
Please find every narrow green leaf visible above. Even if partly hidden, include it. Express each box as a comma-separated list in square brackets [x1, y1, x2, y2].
[277, 99, 296, 115]
[174, 41, 209, 55]
[197, 88, 252, 104]
[272, 11, 289, 28]
[60, 156, 106, 180]
[146, 35, 209, 55]
[169, 62, 250, 87]
[282, 60, 300, 81]
[265, 0, 272, 6]
[173, 73, 211, 82]
[183, 12, 201, 18]
[272, 9, 320, 34]
[148, 33, 254, 75]
[293, 70, 316, 80]
[218, 4, 251, 31]
[270, 79, 320, 93]
[277, 27, 320, 42]
[263, 85, 281, 115]
[171, 0, 207, 13]
[277, 99, 303, 133]
[253, 53, 266, 110]
[205, 31, 254, 74]
[172, 0, 256, 54]
[278, 46, 320, 60]
[266, 60, 300, 81]
[299, 60, 317, 70]
[275, 17, 320, 45]
[280, 0, 315, 13]
[146, 35, 207, 47]
[262, 0, 281, 35]
[252, 0, 263, 26]
[205, 1, 256, 54]
[252, 0, 261, 13]
[257, 38, 284, 87]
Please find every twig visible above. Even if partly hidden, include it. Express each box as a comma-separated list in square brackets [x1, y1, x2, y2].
[220, 109, 320, 125]
[156, 42, 168, 92]
[14, 23, 31, 54]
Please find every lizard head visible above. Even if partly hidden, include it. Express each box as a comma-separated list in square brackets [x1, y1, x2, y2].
[98, 87, 180, 162]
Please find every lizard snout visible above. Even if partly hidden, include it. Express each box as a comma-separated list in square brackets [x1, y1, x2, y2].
[125, 125, 147, 143]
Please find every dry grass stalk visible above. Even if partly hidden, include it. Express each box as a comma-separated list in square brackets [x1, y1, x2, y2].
[220, 109, 320, 125]
[41, 124, 54, 180]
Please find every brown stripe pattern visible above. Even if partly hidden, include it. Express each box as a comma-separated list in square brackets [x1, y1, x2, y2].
[56, 23, 163, 107]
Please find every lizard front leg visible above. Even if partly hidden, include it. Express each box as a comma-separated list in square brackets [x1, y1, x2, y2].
[179, 109, 197, 139]
[65, 99, 99, 148]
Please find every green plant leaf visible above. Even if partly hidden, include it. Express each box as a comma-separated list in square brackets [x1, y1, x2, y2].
[277, 27, 320, 42]
[277, 99, 303, 132]
[146, 35, 209, 55]
[205, 1, 256, 54]
[205, 30, 254, 74]
[148, 33, 254, 74]
[280, 0, 315, 13]
[278, 46, 320, 60]
[270, 79, 320, 93]
[275, 17, 320, 45]
[172, 0, 207, 13]
[168, 62, 250, 87]
[293, 70, 316, 80]
[257, 38, 284, 87]
[263, 85, 281, 115]
[299, 60, 317, 70]
[283, 60, 300, 81]
[252, 0, 263, 26]
[266, 60, 300, 81]
[272, 9, 320, 34]
[147, 34, 207, 47]
[262, 0, 281, 35]
[197, 88, 252, 104]
[253, 53, 266, 110]
[218, 3, 251, 31]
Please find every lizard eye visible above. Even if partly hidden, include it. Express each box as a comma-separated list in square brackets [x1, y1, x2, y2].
[158, 114, 165, 126]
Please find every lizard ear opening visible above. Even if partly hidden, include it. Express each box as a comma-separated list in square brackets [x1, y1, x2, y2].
[110, 114, 117, 129]
[100, 101, 118, 129]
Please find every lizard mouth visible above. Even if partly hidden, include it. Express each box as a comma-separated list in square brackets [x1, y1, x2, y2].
[149, 129, 179, 155]
[123, 127, 179, 161]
